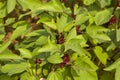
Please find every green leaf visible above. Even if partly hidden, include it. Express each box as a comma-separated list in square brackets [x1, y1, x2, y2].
[7, 0, 16, 13]
[0, 41, 11, 53]
[11, 21, 30, 40]
[79, 70, 98, 80]
[95, 9, 112, 25]
[0, 2, 7, 18]
[98, 0, 111, 8]
[37, 0, 64, 12]
[57, 14, 68, 33]
[5, 18, 15, 25]
[47, 71, 63, 80]
[1, 62, 30, 76]
[38, 37, 60, 53]
[16, 0, 28, 11]
[63, 21, 74, 32]
[115, 66, 120, 80]
[66, 27, 77, 42]
[83, 0, 96, 5]
[104, 58, 120, 71]
[86, 25, 110, 43]
[75, 13, 89, 25]
[19, 48, 32, 59]
[47, 53, 63, 64]
[0, 50, 22, 60]
[94, 46, 108, 65]
[20, 72, 35, 80]
[0, 75, 11, 80]
[116, 29, 120, 42]
[72, 56, 98, 80]
[74, 56, 98, 71]
[99, 71, 113, 80]
[65, 39, 89, 56]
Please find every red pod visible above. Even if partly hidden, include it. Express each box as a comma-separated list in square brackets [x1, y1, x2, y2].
[118, 0, 120, 7]
[63, 54, 70, 64]
[58, 63, 66, 68]
[57, 37, 65, 44]
[109, 16, 117, 24]
[35, 59, 42, 64]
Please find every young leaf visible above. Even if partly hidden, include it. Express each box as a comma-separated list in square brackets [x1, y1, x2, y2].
[0, 2, 7, 18]
[94, 46, 108, 65]
[11, 21, 30, 40]
[115, 66, 120, 80]
[104, 58, 120, 71]
[83, 0, 96, 5]
[0, 51, 22, 60]
[7, 0, 16, 13]
[20, 72, 35, 80]
[74, 56, 98, 71]
[0, 75, 11, 80]
[65, 39, 89, 56]
[86, 25, 110, 43]
[47, 53, 63, 64]
[116, 29, 120, 42]
[1, 62, 30, 76]
[47, 71, 63, 80]
[79, 70, 98, 80]
[95, 9, 112, 25]
[98, 0, 111, 8]
[66, 27, 77, 42]
[75, 13, 89, 25]
[19, 48, 32, 59]
[5, 18, 15, 25]
[38, 37, 60, 53]
[0, 41, 11, 53]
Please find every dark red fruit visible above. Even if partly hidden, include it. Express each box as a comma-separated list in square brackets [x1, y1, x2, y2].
[35, 59, 42, 64]
[118, 0, 120, 7]
[58, 63, 66, 68]
[76, 26, 81, 34]
[63, 54, 70, 64]
[109, 16, 117, 24]
[57, 54, 70, 68]
[72, 14, 76, 20]
[57, 37, 65, 44]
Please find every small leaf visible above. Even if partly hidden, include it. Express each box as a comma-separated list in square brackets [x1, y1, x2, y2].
[115, 66, 120, 80]
[47, 71, 63, 80]
[1, 62, 30, 76]
[86, 25, 110, 43]
[0, 41, 11, 53]
[95, 9, 112, 25]
[94, 46, 108, 65]
[104, 58, 120, 71]
[116, 29, 120, 42]
[98, 0, 111, 8]
[83, 0, 96, 5]
[38, 37, 60, 53]
[20, 72, 35, 80]
[5, 18, 15, 25]
[0, 49, 22, 60]
[0, 2, 7, 18]
[11, 21, 30, 40]
[7, 0, 16, 13]
[79, 70, 98, 80]
[75, 13, 89, 25]
[0, 75, 11, 80]
[19, 48, 32, 59]
[47, 53, 63, 64]
[66, 27, 77, 42]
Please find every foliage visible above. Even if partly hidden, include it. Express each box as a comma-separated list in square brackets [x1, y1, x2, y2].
[0, 0, 120, 80]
